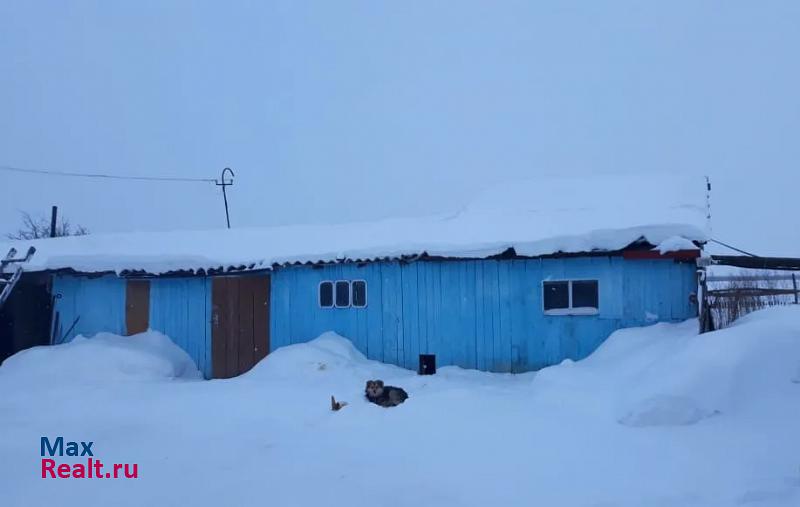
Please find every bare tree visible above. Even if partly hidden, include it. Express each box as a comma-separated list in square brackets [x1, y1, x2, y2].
[6, 211, 89, 240]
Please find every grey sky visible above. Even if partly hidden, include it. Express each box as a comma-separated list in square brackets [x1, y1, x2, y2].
[1, 1, 798, 256]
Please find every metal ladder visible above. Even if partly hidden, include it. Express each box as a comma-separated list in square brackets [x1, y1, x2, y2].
[0, 246, 36, 309]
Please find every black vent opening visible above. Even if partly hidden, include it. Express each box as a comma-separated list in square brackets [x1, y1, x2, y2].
[418, 354, 436, 375]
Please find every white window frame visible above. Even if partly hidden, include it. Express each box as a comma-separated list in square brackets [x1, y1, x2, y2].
[318, 280, 334, 308]
[334, 280, 351, 308]
[351, 279, 368, 308]
[542, 279, 599, 316]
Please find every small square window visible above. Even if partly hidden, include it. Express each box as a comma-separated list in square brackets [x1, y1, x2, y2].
[352, 280, 367, 308]
[543, 281, 569, 311]
[543, 279, 599, 315]
[572, 280, 599, 309]
[335, 280, 350, 308]
[319, 281, 333, 308]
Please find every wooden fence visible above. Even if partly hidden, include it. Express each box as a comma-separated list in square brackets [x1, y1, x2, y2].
[704, 273, 799, 329]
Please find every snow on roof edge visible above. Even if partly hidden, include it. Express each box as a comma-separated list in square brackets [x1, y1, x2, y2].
[4, 173, 710, 275]
[7, 222, 707, 276]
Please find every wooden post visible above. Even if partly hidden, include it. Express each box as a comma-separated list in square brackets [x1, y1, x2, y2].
[697, 270, 704, 334]
[698, 269, 710, 333]
[50, 206, 58, 238]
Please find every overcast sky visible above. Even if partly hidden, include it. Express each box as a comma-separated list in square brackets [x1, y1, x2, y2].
[1, 1, 798, 256]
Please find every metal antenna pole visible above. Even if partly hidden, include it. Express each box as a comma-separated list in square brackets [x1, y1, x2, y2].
[216, 167, 235, 229]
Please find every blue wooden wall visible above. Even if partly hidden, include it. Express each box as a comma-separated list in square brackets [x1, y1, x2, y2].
[148, 278, 212, 379]
[270, 257, 697, 372]
[50, 255, 697, 377]
[51, 274, 212, 378]
[52, 274, 126, 344]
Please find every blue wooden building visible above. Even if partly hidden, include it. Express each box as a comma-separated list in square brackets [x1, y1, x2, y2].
[1, 177, 709, 377]
[5, 239, 702, 378]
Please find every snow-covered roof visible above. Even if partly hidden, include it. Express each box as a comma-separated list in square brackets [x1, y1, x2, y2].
[3, 173, 709, 275]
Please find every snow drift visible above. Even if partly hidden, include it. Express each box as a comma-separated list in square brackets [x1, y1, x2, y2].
[616, 306, 800, 426]
[532, 306, 800, 427]
[0, 331, 202, 384]
[1, 307, 799, 507]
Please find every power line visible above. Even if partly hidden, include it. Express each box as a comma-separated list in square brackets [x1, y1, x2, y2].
[0, 164, 217, 183]
[709, 238, 758, 257]
[2, 163, 236, 227]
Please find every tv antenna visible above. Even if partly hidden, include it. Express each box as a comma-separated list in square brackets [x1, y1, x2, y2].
[216, 167, 235, 229]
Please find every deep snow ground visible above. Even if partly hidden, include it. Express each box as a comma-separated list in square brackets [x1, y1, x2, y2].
[1, 308, 799, 507]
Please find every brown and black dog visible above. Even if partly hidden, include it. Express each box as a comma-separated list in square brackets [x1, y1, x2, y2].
[365, 380, 408, 407]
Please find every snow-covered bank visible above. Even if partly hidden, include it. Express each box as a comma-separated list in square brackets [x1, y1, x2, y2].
[1, 308, 799, 507]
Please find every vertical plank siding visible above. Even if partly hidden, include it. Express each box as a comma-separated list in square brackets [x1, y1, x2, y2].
[51, 274, 127, 343]
[223, 278, 240, 377]
[52, 275, 213, 378]
[254, 275, 270, 367]
[270, 256, 698, 373]
[210, 275, 270, 379]
[125, 280, 151, 335]
[149, 277, 212, 379]
[50, 255, 698, 378]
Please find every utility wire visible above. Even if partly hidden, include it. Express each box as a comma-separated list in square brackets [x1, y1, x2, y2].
[709, 238, 758, 257]
[0, 164, 217, 183]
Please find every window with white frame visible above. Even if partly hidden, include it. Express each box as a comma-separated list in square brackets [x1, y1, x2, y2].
[319, 280, 369, 309]
[335, 281, 350, 308]
[351, 280, 367, 308]
[319, 281, 334, 308]
[543, 280, 599, 315]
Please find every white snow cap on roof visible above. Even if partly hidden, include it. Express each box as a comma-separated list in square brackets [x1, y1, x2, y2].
[4, 172, 708, 274]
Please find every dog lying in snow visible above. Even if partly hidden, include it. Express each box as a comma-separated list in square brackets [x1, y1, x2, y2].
[365, 380, 408, 407]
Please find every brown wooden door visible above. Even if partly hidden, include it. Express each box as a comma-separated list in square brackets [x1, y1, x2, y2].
[211, 275, 270, 378]
[125, 280, 150, 335]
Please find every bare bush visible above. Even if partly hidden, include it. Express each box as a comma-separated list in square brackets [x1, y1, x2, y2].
[708, 270, 798, 328]
[5, 211, 89, 240]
